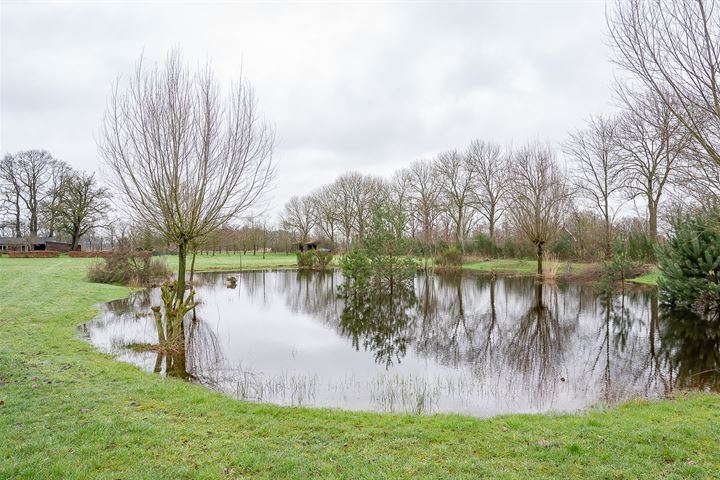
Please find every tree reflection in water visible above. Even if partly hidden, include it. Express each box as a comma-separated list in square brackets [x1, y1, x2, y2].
[506, 282, 577, 404]
[659, 307, 720, 391]
[85, 270, 720, 415]
[338, 274, 417, 367]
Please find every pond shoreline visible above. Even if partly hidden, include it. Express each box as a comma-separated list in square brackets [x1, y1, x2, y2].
[1, 256, 717, 478]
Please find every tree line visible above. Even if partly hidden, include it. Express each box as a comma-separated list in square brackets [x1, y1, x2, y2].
[0, 150, 109, 249]
[282, 0, 720, 274]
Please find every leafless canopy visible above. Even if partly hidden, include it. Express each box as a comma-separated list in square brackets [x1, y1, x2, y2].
[99, 50, 275, 255]
[563, 115, 623, 256]
[507, 143, 573, 274]
[467, 139, 507, 242]
[608, 0, 720, 165]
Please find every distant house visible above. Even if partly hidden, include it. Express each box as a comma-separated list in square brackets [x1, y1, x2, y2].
[0, 237, 77, 253]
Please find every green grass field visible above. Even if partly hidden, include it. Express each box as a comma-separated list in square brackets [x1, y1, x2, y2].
[162, 251, 299, 272]
[462, 258, 596, 275]
[626, 269, 661, 286]
[1, 256, 710, 479]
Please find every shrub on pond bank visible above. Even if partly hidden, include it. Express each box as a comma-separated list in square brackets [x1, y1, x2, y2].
[296, 250, 334, 270]
[435, 245, 463, 270]
[87, 245, 170, 286]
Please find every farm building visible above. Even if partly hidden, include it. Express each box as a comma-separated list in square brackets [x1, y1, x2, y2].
[0, 237, 77, 253]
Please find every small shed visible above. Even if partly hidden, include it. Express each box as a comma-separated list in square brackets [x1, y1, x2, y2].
[293, 241, 319, 252]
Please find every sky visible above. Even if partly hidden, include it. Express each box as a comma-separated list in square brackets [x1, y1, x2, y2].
[1, 0, 618, 220]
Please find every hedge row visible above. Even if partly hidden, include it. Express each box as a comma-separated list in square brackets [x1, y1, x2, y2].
[68, 250, 152, 258]
[7, 251, 61, 258]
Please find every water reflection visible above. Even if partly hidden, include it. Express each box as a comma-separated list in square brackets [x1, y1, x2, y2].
[82, 270, 720, 416]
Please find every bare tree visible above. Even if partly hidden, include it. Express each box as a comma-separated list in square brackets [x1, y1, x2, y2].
[99, 50, 274, 342]
[282, 195, 315, 243]
[563, 115, 624, 257]
[10, 150, 55, 236]
[330, 174, 357, 252]
[434, 149, 478, 255]
[467, 139, 508, 243]
[507, 143, 572, 275]
[53, 172, 110, 250]
[388, 169, 413, 239]
[42, 159, 73, 238]
[311, 185, 339, 248]
[615, 91, 690, 239]
[350, 172, 385, 244]
[0, 154, 23, 237]
[407, 159, 442, 256]
[608, 0, 720, 167]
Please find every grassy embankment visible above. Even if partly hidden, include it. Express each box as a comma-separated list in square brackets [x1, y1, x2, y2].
[162, 251, 299, 272]
[162, 252, 661, 286]
[463, 258, 660, 286]
[0, 256, 716, 479]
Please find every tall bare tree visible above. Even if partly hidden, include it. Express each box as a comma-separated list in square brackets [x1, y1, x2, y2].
[330, 174, 357, 251]
[507, 143, 572, 275]
[615, 91, 690, 239]
[0, 154, 23, 237]
[388, 169, 413, 239]
[282, 195, 315, 243]
[42, 159, 72, 238]
[310, 185, 339, 247]
[608, 0, 720, 167]
[467, 139, 507, 243]
[13, 150, 55, 236]
[407, 159, 441, 255]
[99, 50, 274, 341]
[54, 172, 110, 250]
[563, 115, 624, 257]
[434, 149, 477, 254]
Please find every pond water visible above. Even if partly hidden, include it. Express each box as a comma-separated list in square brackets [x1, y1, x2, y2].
[81, 270, 720, 417]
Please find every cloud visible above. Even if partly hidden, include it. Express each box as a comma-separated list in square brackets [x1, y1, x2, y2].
[1, 0, 616, 221]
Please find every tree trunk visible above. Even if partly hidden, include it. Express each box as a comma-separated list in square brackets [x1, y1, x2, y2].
[71, 230, 81, 250]
[13, 193, 21, 237]
[176, 241, 188, 306]
[189, 251, 197, 283]
[604, 215, 612, 259]
[648, 202, 658, 240]
[536, 242, 544, 275]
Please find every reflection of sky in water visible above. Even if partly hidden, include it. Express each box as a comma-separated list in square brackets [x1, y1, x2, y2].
[81, 271, 720, 417]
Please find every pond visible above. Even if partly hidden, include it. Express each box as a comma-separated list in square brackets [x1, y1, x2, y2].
[80, 270, 720, 417]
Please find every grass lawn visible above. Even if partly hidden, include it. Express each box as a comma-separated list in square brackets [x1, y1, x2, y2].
[462, 258, 596, 275]
[1, 257, 718, 479]
[626, 269, 661, 286]
[161, 251, 298, 272]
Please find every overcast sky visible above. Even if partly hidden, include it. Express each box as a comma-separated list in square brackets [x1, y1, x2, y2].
[1, 0, 617, 220]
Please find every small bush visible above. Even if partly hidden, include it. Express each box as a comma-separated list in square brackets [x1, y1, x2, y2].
[315, 250, 334, 270]
[296, 251, 316, 269]
[472, 233, 498, 257]
[88, 247, 170, 285]
[598, 250, 634, 294]
[625, 230, 655, 263]
[549, 234, 574, 259]
[435, 246, 463, 269]
[340, 249, 371, 282]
